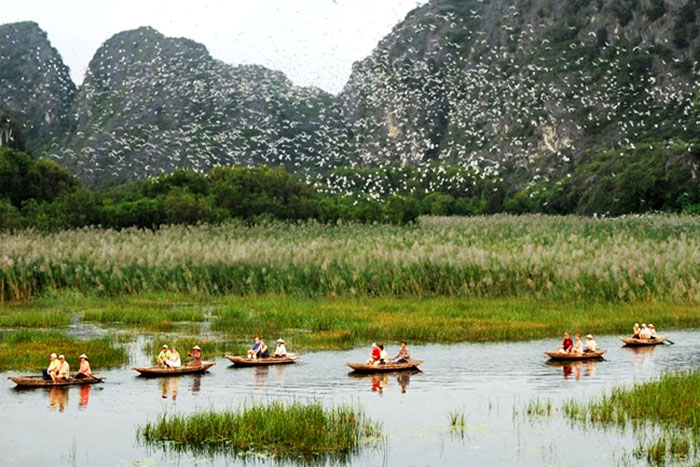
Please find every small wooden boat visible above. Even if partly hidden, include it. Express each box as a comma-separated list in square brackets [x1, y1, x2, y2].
[545, 351, 605, 361]
[132, 361, 215, 376]
[620, 335, 668, 346]
[226, 355, 299, 367]
[9, 374, 104, 388]
[346, 360, 423, 373]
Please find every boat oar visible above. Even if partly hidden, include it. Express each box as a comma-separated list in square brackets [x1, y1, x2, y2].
[664, 339, 675, 345]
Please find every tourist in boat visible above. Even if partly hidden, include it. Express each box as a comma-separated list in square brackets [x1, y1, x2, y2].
[558, 332, 574, 353]
[573, 334, 584, 355]
[249, 337, 270, 359]
[366, 343, 381, 365]
[167, 345, 182, 368]
[75, 354, 92, 379]
[273, 339, 287, 358]
[188, 345, 202, 366]
[639, 323, 651, 340]
[393, 341, 411, 363]
[649, 324, 657, 340]
[43, 353, 60, 381]
[632, 323, 641, 339]
[583, 334, 598, 353]
[57, 355, 70, 380]
[378, 344, 389, 364]
[157, 344, 172, 368]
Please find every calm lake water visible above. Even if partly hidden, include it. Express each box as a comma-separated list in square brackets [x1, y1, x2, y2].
[2, 331, 699, 466]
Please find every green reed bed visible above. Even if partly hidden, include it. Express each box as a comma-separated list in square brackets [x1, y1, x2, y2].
[564, 371, 700, 465]
[138, 401, 382, 462]
[144, 336, 246, 364]
[83, 307, 204, 328]
[1, 215, 700, 303]
[0, 308, 71, 327]
[210, 295, 700, 350]
[0, 330, 128, 370]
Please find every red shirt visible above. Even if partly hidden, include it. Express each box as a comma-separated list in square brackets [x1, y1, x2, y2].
[371, 347, 381, 361]
[562, 337, 574, 351]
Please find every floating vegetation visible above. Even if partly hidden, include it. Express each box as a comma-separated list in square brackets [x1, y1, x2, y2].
[448, 410, 466, 436]
[138, 401, 382, 462]
[0, 330, 128, 370]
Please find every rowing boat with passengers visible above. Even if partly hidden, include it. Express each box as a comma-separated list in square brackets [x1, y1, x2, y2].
[545, 350, 606, 361]
[132, 361, 215, 376]
[9, 374, 104, 388]
[226, 355, 299, 366]
[347, 360, 423, 373]
[620, 335, 668, 346]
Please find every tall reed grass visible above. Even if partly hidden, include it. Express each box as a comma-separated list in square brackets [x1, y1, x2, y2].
[1, 215, 699, 303]
[138, 401, 381, 462]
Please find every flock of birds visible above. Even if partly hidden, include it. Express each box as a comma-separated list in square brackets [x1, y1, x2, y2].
[0, 0, 698, 197]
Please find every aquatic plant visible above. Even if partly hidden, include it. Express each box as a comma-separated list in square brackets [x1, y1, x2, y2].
[138, 401, 382, 462]
[1, 215, 700, 303]
[0, 330, 128, 370]
[448, 410, 466, 436]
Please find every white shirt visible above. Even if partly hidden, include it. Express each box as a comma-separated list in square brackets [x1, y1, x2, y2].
[640, 328, 651, 339]
[168, 353, 182, 368]
[274, 344, 287, 356]
[586, 339, 597, 351]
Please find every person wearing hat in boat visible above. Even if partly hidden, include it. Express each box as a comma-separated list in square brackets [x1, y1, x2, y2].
[56, 355, 70, 380]
[639, 323, 651, 340]
[583, 334, 598, 353]
[167, 345, 182, 368]
[649, 324, 657, 340]
[392, 341, 411, 363]
[632, 323, 641, 339]
[188, 345, 202, 366]
[157, 344, 172, 368]
[273, 338, 287, 358]
[75, 354, 92, 379]
[366, 343, 381, 365]
[43, 353, 60, 381]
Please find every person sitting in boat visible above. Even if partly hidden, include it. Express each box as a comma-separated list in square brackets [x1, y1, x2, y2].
[378, 344, 389, 365]
[75, 354, 92, 379]
[248, 337, 270, 359]
[557, 332, 574, 353]
[393, 341, 411, 363]
[157, 344, 172, 368]
[188, 345, 202, 366]
[583, 334, 598, 353]
[639, 324, 651, 340]
[167, 346, 182, 368]
[573, 334, 584, 355]
[632, 323, 641, 339]
[57, 355, 70, 380]
[273, 339, 287, 358]
[366, 343, 381, 365]
[43, 353, 60, 381]
[649, 324, 657, 340]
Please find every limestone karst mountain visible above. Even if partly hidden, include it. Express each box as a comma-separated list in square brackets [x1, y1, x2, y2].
[0, 0, 699, 190]
[341, 0, 700, 176]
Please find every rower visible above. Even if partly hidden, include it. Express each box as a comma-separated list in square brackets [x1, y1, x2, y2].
[273, 339, 287, 358]
[188, 345, 202, 366]
[584, 334, 598, 353]
[76, 354, 92, 379]
[393, 341, 411, 363]
[649, 324, 657, 340]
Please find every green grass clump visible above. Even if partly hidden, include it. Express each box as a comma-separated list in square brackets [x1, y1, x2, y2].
[0, 330, 128, 370]
[138, 401, 382, 462]
[144, 337, 245, 364]
[0, 309, 71, 327]
[83, 307, 204, 328]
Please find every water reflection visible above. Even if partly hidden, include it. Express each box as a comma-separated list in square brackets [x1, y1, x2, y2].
[48, 387, 68, 412]
[79, 385, 91, 409]
[158, 377, 180, 400]
[254, 367, 269, 389]
[349, 370, 419, 394]
[191, 374, 202, 395]
[546, 360, 598, 380]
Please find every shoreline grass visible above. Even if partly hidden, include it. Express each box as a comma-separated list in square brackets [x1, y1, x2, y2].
[0, 330, 128, 371]
[1, 292, 699, 353]
[138, 401, 382, 462]
[2, 215, 700, 303]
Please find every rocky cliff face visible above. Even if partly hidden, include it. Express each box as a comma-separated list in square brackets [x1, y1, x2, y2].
[0, 22, 76, 154]
[58, 27, 349, 188]
[341, 0, 700, 176]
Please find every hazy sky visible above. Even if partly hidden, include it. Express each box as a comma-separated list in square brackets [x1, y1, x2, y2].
[4, 0, 427, 94]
